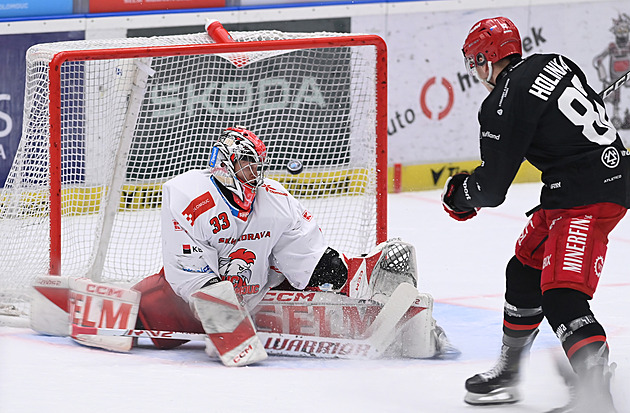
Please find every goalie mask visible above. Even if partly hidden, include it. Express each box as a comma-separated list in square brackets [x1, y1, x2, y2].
[462, 16, 522, 86]
[209, 126, 269, 210]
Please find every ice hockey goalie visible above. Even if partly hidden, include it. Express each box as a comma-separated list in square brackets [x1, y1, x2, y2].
[30, 239, 459, 365]
[31, 126, 459, 366]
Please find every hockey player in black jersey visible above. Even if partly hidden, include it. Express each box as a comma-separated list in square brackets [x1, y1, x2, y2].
[442, 16, 630, 412]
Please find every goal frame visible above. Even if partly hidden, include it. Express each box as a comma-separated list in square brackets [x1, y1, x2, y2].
[47, 35, 388, 277]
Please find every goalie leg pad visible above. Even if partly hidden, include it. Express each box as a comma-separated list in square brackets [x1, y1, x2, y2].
[192, 280, 267, 367]
[30, 275, 71, 336]
[69, 278, 140, 352]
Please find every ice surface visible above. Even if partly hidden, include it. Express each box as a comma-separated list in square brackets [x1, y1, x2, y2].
[1, 183, 628, 412]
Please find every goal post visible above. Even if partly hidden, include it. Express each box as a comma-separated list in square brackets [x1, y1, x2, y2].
[0, 23, 388, 318]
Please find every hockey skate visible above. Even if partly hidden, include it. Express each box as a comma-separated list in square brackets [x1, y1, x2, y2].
[464, 344, 523, 405]
[546, 362, 617, 413]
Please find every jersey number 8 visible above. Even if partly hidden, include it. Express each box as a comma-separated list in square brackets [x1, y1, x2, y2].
[558, 75, 616, 146]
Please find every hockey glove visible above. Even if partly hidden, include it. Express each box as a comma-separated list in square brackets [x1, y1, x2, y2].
[441, 173, 478, 221]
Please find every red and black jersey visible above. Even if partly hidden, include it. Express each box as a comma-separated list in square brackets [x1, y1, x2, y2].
[452, 53, 630, 211]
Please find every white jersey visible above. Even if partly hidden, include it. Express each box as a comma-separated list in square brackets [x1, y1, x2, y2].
[161, 169, 328, 310]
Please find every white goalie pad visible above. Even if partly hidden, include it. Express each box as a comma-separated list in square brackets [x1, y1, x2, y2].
[68, 278, 140, 352]
[31, 276, 140, 352]
[192, 280, 268, 367]
[31, 275, 71, 336]
[251, 288, 446, 359]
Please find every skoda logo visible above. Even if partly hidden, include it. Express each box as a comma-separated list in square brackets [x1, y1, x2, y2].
[601, 147, 620, 169]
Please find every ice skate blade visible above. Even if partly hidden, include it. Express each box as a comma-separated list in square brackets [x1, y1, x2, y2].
[464, 387, 520, 405]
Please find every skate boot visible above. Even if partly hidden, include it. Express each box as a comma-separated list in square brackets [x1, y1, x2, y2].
[464, 331, 537, 405]
[547, 358, 617, 413]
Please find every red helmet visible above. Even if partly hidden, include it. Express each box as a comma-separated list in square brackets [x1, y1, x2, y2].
[462, 17, 522, 82]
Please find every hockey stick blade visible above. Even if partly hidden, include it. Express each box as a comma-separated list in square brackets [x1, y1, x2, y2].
[363, 282, 419, 356]
[71, 325, 206, 341]
[71, 325, 382, 359]
[600, 69, 630, 100]
[71, 325, 392, 360]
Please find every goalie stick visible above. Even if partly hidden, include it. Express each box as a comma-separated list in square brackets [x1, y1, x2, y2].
[70, 282, 420, 360]
[70, 327, 383, 360]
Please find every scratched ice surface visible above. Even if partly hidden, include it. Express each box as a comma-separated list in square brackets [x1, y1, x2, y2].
[1, 183, 629, 413]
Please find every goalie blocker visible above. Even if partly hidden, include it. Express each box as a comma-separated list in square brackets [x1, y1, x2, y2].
[30, 240, 457, 361]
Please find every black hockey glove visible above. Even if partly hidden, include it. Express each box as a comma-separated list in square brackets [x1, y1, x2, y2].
[441, 173, 478, 222]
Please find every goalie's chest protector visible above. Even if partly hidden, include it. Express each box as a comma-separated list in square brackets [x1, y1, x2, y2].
[165, 170, 324, 303]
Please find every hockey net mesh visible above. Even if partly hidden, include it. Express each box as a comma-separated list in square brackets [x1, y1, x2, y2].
[0, 30, 383, 318]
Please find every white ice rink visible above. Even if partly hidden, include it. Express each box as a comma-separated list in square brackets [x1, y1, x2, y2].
[1, 182, 629, 412]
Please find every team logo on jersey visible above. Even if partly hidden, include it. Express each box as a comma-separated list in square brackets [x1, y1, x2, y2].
[219, 248, 261, 295]
[302, 209, 313, 221]
[601, 147, 620, 168]
[594, 256, 605, 278]
[182, 192, 215, 226]
[173, 220, 183, 231]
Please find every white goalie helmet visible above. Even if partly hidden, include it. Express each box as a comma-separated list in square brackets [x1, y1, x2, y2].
[209, 126, 269, 210]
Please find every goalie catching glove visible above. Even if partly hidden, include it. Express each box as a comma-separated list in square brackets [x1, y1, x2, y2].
[441, 173, 479, 221]
[308, 239, 418, 304]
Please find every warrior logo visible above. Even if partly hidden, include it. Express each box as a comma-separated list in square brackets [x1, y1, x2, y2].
[219, 248, 260, 295]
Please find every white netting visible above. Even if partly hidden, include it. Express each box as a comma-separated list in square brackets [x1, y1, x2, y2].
[0, 29, 384, 318]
